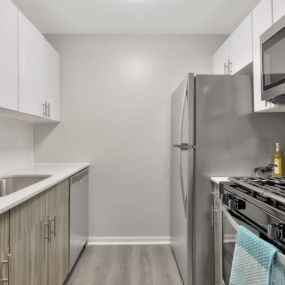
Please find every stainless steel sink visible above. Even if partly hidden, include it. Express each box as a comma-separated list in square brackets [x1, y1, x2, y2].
[0, 175, 51, 197]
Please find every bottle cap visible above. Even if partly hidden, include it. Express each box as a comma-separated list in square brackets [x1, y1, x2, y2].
[276, 143, 280, 151]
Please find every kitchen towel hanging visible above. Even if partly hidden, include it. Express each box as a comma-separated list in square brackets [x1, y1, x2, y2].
[229, 226, 285, 285]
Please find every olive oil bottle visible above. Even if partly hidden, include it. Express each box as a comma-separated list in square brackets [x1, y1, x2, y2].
[274, 143, 283, 177]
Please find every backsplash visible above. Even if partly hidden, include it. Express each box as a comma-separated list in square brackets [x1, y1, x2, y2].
[0, 118, 33, 172]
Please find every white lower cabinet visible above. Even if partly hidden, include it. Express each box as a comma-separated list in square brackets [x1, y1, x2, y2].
[273, 0, 285, 23]
[0, 0, 18, 111]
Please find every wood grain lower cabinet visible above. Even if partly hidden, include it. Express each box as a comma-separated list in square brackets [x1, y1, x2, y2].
[48, 180, 69, 285]
[212, 183, 221, 285]
[9, 191, 48, 285]
[0, 213, 10, 284]
[9, 180, 69, 285]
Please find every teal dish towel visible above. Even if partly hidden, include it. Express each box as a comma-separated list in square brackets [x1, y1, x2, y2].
[229, 226, 285, 285]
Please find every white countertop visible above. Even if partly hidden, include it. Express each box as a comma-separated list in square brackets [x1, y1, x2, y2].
[211, 177, 229, 184]
[0, 163, 90, 215]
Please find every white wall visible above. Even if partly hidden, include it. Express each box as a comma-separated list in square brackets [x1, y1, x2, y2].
[0, 118, 33, 171]
[34, 35, 225, 239]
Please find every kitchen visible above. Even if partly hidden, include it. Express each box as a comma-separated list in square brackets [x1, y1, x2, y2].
[1, 0, 285, 284]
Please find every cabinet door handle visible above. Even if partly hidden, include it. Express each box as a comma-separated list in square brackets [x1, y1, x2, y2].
[47, 102, 51, 118]
[210, 192, 219, 199]
[42, 103, 46, 117]
[211, 206, 218, 227]
[44, 222, 51, 242]
[49, 215, 56, 237]
[228, 60, 233, 75]
[224, 63, 228, 75]
[0, 253, 10, 284]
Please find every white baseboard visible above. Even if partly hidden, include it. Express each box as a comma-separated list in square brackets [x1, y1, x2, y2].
[88, 236, 170, 245]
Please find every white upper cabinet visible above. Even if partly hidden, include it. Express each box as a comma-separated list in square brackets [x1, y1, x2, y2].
[43, 41, 61, 121]
[213, 13, 253, 75]
[18, 11, 60, 121]
[229, 13, 253, 74]
[252, 0, 274, 112]
[273, 0, 285, 23]
[0, 0, 18, 111]
[19, 12, 45, 117]
[213, 39, 230, 75]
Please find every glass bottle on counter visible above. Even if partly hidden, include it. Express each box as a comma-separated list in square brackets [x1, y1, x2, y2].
[274, 143, 283, 177]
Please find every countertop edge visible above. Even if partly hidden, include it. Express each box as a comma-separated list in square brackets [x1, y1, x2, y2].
[211, 177, 229, 185]
[0, 163, 90, 215]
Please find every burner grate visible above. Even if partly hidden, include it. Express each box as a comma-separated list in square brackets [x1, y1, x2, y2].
[229, 176, 285, 205]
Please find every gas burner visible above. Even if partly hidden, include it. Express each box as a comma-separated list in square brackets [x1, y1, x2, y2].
[229, 176, 285, 207]
[267, 177, 285, 185]
[254, 192, 271, 203]
[277, 202, 285, 211]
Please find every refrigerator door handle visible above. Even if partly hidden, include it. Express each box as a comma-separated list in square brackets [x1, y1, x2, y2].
[179, 149, 187, 217]
[178, 86, 188, 217]
[172, 143, 195, 150]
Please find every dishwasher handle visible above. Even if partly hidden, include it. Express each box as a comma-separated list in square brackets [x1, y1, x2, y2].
[70, 168, 89, 185]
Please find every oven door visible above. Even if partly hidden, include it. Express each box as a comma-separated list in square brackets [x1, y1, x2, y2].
[261, 15, 285, 103]
[220, 205, 260, 285]
[220, 196, 285, 285]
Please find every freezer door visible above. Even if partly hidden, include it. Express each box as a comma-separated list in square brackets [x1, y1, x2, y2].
[171, 74, 195, 146]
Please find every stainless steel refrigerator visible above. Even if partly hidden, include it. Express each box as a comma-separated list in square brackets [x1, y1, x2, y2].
[170, 74, 255, 285]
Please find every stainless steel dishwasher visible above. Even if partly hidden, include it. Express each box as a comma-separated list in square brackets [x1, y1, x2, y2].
[69, 168, 89, 271]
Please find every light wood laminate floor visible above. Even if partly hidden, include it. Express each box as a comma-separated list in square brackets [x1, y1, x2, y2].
[66, 245, 183, 285]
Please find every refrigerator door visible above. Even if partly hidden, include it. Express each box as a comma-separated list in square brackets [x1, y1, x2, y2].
[193, 75, 253, 285]
[171, 75, 195, 146]
[170, 74, 195, 285]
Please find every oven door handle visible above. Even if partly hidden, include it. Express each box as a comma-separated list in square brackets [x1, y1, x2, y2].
[222, 206, 239, 232]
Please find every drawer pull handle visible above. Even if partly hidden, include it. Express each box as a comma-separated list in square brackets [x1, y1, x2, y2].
[1, 253, 10, 284]
[44, 222, 51, 242]
[49, 215, 56, 237]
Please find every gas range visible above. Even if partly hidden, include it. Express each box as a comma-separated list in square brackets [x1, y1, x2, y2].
[225, 176, 285, 212]
[220, 177, 285, 284]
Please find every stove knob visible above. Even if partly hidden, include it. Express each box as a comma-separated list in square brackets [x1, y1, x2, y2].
[222, 194, 234, 207]
[229, 198, 246, 211]
[235, 199, 246, 210]
[268, 224, 285, 241]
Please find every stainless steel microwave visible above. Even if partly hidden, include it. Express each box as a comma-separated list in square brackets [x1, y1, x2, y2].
[261, 15, 285, 104]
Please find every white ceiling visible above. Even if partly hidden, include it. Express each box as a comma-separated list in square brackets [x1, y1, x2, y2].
[12, 0, 260, 34]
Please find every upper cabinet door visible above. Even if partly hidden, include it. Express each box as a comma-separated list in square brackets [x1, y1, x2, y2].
[252, 0, 274, 112]
[0, 0, 18, 111]
[43, 41, 61, 121]
[212, 39, 230, 74]
[19, 12, 45, 117]
[229, 13, 253, 74]
[273, 0, 285, 23]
